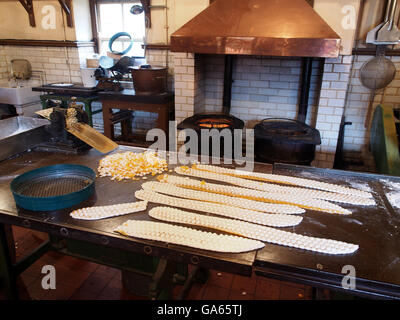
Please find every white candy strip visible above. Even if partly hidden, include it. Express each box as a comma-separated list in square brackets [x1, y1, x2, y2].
[194, 164, 373, 199]
[163, 174, 353, 215]
[70, 201, 148, 220]
[135, 189, 303, 227]
[149, 207, 359, 255]
[115, 220, 265, 253]
[175, 167, 371, 209]
[141, 181, 304, 215]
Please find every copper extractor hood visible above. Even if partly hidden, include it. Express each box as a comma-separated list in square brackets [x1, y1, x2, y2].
[171, 0, 341, 58]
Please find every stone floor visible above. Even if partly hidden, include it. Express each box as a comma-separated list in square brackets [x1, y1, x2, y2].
[0, 226, 317, 300]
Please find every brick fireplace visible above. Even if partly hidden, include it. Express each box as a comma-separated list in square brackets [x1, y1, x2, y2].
[173, 52, 353, 168]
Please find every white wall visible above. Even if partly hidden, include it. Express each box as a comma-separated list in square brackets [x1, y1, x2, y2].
[0, 0, 81, 41]
[73, 0, 93, 41]
[145, 0, 209, 44]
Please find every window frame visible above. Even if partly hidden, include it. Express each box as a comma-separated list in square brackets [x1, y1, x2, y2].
[89, 0, 145, 58]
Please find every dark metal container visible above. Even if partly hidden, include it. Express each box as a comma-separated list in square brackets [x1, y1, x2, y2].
[130, 65, 167, 95]
[254, 118, 321, 165]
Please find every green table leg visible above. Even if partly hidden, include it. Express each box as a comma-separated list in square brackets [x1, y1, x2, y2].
[40, 96, 48, 110]
[82, 100, 93, 127]
[39, 94, 97, 127]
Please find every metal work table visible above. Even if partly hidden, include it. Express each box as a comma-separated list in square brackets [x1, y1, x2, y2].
[254, 164, 400, 300]
[0, 146, 399, 299]
[0, 146, 255, 300]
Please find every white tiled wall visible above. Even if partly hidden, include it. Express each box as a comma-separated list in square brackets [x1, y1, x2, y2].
[201, 55, 324, 128]
[0, 46, 7, 80]
[312, 56, 352, 168]
[0, 45, 94, 118]
[0, 45, 91, 84]
[173, 52, 206, 126]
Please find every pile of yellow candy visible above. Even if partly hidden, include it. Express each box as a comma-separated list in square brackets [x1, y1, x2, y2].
[98, 151, 168, 181]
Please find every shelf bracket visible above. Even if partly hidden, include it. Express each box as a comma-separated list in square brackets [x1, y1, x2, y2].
[58, 0, 74, 28]
[140, 0, 151, 28]
[18, 0, 36, 27]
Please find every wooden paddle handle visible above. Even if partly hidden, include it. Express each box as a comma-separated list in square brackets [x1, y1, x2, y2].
[364, 92, 375, 128]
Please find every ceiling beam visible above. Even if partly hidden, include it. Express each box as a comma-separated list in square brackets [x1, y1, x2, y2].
[18, 0, 35, 27]
[58, 0, 74, 27]
[140, 0, 151, 28]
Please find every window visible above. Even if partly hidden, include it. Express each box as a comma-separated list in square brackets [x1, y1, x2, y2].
[96, 0, 146, 58]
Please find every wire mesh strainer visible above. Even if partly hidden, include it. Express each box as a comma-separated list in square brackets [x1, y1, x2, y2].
[360, 46, 396, 90]
[10, 164, 95, 211]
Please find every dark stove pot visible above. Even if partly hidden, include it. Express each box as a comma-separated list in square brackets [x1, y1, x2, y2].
[254, 118, 321, 165]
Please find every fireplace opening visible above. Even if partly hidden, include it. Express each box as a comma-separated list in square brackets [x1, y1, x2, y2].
[196, 118, 232, 129]
[177, 112, 244, 158]
[176, 54, 322, 165]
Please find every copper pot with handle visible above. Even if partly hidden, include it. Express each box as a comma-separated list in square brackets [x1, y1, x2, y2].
[130, 65, 167, 95]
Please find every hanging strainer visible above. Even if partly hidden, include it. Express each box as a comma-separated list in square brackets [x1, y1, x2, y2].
[360, 46, 397, 128]
[360, 46, 396, 90]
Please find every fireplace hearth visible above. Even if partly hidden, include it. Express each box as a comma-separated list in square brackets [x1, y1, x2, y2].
[177, 112, 244, 158]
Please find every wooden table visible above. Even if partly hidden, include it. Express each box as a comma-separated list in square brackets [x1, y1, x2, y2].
[98, 90, 174, 148]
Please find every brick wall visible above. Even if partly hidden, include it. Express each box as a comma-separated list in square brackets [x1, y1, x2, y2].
[201, 55, 324, 128]
[0, 46, 7, 81]
[173, 52, 197, 126]
[312, 56, 352, 168]
[0, 45, 94, 117]
[0, 45, 91, 84]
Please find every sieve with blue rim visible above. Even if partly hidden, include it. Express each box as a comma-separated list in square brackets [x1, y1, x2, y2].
[10, 164, 96, 211]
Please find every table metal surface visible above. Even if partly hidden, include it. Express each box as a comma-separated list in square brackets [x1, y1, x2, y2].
[0, 146, 261, 276]
[0, 147, 399, 298]
[254, 163, 400, 299]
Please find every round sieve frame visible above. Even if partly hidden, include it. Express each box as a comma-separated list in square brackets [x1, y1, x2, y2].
[10, 164, 96, 212]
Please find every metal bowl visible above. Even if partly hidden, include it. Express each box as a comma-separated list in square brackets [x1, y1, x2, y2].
[10, 164, 96, 211]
